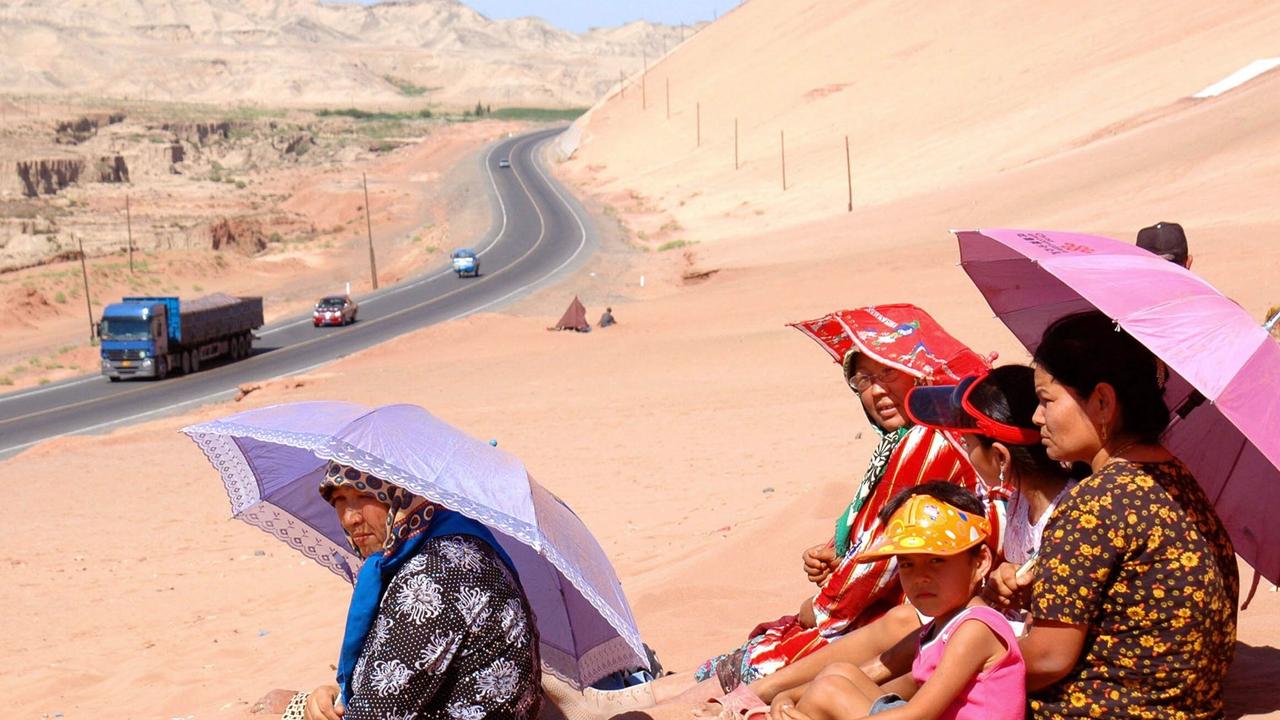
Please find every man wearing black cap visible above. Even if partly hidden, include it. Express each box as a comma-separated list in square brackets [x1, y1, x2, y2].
[1137, 221, 1192, 268]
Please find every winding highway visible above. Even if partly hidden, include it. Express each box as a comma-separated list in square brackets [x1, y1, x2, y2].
[0, 127, 594, 459]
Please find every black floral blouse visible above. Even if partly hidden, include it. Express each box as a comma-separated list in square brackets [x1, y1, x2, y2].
[1030, 459, 1238, 719]
[345, 535, 542, 720]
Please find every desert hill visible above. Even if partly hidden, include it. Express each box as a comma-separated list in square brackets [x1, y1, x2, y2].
[0, 0, 699, 108]
[564, 0, 1280, 286]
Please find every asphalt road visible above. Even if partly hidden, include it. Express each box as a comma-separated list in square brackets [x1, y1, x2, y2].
[0, 127, 594, 459]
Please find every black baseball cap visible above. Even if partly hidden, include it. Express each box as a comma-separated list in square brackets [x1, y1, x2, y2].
[1136, 222, 1189, 265]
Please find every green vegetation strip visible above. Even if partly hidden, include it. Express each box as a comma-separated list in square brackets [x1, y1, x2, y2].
[489, 107, 587, 121]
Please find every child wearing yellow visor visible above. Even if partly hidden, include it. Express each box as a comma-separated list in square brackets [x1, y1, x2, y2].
[771, 484, 1025, 720]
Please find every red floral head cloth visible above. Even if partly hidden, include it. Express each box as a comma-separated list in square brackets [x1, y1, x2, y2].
[789, 303, 989, 386]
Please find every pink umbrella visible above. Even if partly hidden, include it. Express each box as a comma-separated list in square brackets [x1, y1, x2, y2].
[955, 228, 1280, 585]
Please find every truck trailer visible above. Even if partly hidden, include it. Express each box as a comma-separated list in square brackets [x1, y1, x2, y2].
[98, 294, 264, 380]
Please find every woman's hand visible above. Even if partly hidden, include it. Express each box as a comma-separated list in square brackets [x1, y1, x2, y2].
[802, 543, 837, 585]
[984, 561, 1034, 610]
[303, 684, 344, 720]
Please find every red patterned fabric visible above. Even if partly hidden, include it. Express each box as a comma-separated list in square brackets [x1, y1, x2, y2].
[695, 305, 1005, 689]
[788, 304, 989, 384]
[742, 426, 1005, 675]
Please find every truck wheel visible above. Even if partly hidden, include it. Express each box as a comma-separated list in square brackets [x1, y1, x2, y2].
[181, 351, 191, 375]
[231, 337, 243, 361]
[109, 376, 121, 382]
[156, 357, 168, 380]
[190, 352, 201, 373]
[242, 334, 254, 357]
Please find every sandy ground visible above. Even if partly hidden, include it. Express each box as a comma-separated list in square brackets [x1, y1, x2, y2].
[4, 1, 1280, 718]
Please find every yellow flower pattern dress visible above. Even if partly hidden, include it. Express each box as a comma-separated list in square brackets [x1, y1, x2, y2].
[1030, 459, 1238, 719]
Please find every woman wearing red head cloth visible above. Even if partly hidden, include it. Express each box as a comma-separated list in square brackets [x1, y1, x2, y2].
[690, 304, 1005, 695]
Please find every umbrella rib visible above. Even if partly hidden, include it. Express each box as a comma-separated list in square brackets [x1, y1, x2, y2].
[1211, 432, 1246, 507]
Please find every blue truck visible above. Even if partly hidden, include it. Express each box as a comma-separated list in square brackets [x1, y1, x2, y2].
[97, 293, 264, 381]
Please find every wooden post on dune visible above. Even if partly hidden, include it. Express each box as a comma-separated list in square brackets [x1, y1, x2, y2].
[642, 52, 648, 110]
[363, 173, 379, 290]
[780, 130, 787, 191]
[845, 136, 853, 212]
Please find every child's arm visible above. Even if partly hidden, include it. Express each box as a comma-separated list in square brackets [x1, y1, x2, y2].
[861, 619, 1007, 720]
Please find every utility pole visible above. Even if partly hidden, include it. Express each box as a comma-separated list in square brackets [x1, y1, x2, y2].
[125, 194, 135, 273]
[642, 52, 648, 110]
[77, 236, 95, 342]
[363, 173, 379, 290]
[780, 130, 787, 191]
[845, 136, 853, 212]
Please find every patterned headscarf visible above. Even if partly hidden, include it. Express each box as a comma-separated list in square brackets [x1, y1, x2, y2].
[791, 304, 990, 555]
[319, 460, 435, 558]
[790, 304, 990, 389]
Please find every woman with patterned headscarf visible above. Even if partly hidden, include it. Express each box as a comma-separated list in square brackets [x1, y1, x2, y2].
[685, 304, 1006, 699]
[289, 461, 542, 720]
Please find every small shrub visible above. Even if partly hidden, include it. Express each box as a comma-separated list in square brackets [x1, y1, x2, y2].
[658, 239, 695, 252]
[0, 376, 12, 386]
[192, 284, 204, 292]
[234, 180, 247, 189]
[53, 291, 67, 304]
[38, 378, 51, 385]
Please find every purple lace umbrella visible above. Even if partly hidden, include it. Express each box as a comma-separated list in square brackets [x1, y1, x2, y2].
[183, 401, 646, 688]
[955, 228, 1280, 586]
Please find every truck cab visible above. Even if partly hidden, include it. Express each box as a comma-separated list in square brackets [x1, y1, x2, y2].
[99, 300, 172, 380]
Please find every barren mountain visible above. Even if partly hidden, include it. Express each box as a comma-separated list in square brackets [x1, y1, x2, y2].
[0, 0, 700, 108]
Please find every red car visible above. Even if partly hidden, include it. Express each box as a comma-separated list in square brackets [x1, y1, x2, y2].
[313, 295, 358, 326]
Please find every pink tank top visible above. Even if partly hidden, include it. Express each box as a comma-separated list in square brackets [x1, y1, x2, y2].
[911, 605, 1025, 720]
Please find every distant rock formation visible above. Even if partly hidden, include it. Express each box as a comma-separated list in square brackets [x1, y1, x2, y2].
[0, 0, 704, 108]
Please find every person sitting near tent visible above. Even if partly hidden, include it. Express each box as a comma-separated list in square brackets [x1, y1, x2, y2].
[599, 307, 617, 328]
[603, 305, 1003, 715]
[294, 461, 541, 720]
[1018, 311, 1237, 718]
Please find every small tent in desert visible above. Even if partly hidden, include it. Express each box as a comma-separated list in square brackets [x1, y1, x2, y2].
[550, 296, 591, 332]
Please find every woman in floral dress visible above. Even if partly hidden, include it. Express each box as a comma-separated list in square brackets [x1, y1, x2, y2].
[1020, 311, 1238, 719]
[295, 461, 541, 720]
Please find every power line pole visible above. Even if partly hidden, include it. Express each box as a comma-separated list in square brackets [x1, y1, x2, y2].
[845, 136, 853, 212]
[77, 236, 95, 342]
[780, 130, 787, 191]
[363, 173, 378, 290]
[125, 194, 135, 273]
